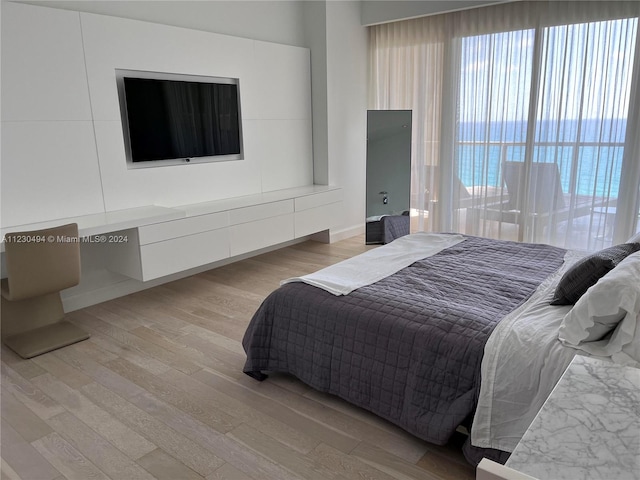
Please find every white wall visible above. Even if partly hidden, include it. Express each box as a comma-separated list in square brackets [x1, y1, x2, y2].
[1, 1, 313, 226]
[17, 0, 308, 47]
[360, 0, 512, 26]
[302, 1, 329, 185]
[326, 1, 368, 237]
[1, 3, 105, 226]
[81, 11, 312, 211]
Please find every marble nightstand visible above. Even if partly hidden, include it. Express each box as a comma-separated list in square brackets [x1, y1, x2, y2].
[504, 355, 639, 480]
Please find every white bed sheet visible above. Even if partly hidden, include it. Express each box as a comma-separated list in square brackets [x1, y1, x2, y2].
[471, 249, 627, 453]
[471, 250, 583, 452]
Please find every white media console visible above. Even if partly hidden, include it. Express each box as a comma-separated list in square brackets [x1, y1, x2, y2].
[1, 185, 342, 283]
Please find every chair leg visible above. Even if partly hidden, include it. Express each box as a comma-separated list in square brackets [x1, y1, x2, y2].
[1, 293, 89, 359]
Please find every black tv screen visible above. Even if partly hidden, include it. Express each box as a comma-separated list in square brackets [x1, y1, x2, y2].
[119, 73, 242, 165]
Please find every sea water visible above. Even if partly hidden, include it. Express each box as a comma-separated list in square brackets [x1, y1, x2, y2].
[455, 119, 627, 198]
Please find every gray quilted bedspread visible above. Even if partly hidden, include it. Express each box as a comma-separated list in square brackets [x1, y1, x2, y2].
[242, 236, 566, 445]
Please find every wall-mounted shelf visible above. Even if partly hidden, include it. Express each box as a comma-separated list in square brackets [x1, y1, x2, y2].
[2, 186, 343, 283]
[1, 206, 185, 253]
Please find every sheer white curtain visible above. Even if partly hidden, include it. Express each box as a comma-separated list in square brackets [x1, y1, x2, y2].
[370, 1, 640, 250]
[369, 16, 446, 232]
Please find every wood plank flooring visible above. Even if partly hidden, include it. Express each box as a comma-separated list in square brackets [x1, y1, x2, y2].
[1, 235, 476, 480]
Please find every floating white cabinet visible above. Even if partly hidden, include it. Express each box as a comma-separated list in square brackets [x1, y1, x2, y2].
[140, 228, 230, 281]
[294, 189, 343, 238]
[228, 200, 293, 225]
[230, 214, 295, 257]
[138, 212, 229, 245]
[294, 189, 342, 211]
[295, 202, 342, 238]
[104, 186, 342, 282]
[228, 199, 295, 256]
[136, 211, 230, 281]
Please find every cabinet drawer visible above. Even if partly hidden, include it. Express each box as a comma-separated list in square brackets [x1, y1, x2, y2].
[229, 214, 294, 256]
[295, 201, 342, 238]
[138, 212, 228, 245]
[229, 199, 293, 226]
[294, 189, 342, 211]
[140, 228, 229, 281]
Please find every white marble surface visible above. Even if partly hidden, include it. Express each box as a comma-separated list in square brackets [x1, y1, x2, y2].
[506, 355, 640, 480]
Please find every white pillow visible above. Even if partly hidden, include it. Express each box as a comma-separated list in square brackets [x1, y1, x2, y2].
[558, 251, 640, 360]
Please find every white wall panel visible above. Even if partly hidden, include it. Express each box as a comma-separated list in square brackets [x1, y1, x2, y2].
[0, 2, 103, 229]
[93, 121, 263, 211]
[1, 121, 104, 226]
[1, 3, 92, 122]
[244, 41, 312, 120]
[78, 11, 312, 211]
[2, 2, 314, 235]
[245, 119, 313, 193]
[26, 0, 308, 48]
[79, 12, 256, 122]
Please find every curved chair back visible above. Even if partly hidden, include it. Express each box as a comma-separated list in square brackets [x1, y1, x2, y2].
[2, 223, 81, 301]
[503, 161, 566, 214]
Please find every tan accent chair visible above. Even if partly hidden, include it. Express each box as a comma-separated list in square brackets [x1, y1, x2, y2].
[1, 223, 89, 358]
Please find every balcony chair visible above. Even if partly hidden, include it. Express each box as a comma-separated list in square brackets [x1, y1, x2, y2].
[466, 161, 570, 242]
[424, 165, 473, 228]
[1, 223, 89, 358]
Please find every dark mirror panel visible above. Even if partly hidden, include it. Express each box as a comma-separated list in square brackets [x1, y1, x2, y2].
[365, 110, 412, 244]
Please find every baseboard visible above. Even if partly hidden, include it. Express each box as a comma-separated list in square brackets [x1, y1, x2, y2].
[62, 236, 311, 312]
[328, 224, 364, 243]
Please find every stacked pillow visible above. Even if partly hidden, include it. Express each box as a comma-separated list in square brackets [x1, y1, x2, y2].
[550, 242, 640, 305]
[556, 236, 640, 363]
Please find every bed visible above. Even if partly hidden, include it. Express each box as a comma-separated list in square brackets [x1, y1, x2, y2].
[242, 233, 640, 464]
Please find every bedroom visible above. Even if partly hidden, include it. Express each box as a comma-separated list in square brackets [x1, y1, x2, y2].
[1, 1, 639, 479]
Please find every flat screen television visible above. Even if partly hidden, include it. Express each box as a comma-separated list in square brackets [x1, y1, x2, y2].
[116, 70, 243, 168]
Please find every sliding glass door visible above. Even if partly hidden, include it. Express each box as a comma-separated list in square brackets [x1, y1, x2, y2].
[456, 17, 638, 250]
[369, 2, 640, 250]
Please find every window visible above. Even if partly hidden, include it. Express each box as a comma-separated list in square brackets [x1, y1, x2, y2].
[457, 18, 637, 249]
[370, 2, 640, 249]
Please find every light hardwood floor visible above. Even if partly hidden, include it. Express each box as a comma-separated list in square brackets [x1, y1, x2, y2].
[1, 235, 476, 480]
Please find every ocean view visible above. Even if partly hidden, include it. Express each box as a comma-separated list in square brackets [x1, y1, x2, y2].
[455, 119, 627, 197]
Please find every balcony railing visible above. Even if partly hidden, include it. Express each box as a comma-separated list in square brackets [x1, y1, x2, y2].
[443, 140, 624, 248]
[454, 140, 624, 201]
